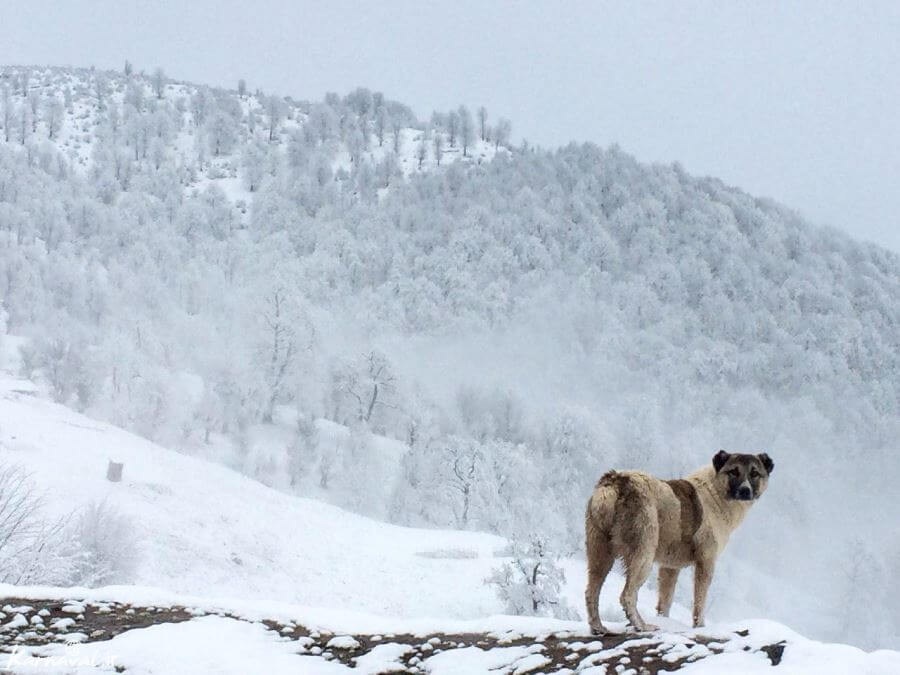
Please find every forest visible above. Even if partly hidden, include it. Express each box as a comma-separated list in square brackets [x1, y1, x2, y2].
[0, 64, 898, 647]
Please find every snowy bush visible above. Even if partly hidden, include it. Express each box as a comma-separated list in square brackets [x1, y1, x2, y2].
[485, 535, 578, 620]
[68, 500, 140, 586]
[0, 463, 72, 585]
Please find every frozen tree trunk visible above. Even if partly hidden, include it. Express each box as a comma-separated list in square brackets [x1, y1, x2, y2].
[106, 461, 124, 483]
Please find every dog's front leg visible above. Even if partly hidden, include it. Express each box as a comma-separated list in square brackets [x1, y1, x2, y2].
[692, 557, 715, 628]
[656, 566, 679, 617]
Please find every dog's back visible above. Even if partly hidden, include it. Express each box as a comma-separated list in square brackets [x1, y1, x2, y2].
[584, 453, 772, 634]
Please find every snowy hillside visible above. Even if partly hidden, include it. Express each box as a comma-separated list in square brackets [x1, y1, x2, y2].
[0, 63, 899, 651]
[0, 65, 501, 210]
[0, 373, 505, 618]
[1, 376, 899, 673]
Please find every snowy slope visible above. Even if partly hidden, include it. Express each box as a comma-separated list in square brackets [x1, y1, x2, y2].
[1, 371, 899, 671]
[0, 373, 506, 618]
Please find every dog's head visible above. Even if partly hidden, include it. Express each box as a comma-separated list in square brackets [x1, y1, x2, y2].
[711, 450, 773, 501]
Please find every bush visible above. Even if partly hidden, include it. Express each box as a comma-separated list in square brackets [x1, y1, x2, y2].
[485, 534, 578, 620]
[0, 465, 139, 587]
[0, 463, 71, 585]
[68, 500, 140, 586]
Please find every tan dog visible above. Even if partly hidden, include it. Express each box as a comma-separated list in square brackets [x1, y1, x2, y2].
[584, 450, 773, 634]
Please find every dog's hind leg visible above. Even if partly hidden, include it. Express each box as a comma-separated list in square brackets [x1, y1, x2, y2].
[656, 567, 679, 617]
[584, 523, 615, 635]
[619, 507, 659, 632]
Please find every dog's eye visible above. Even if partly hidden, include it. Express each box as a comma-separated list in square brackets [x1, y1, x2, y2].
[750, 469, 760, 479]
[728, 468, 740, 478]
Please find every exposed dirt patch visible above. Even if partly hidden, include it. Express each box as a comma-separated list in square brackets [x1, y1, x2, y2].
[1, 596, 789, 673]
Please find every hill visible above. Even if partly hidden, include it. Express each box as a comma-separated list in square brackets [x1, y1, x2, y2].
[0, 64, 898, 649]
[1, 377, 898, 673]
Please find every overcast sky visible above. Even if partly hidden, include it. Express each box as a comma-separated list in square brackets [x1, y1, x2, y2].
[2, 1, 898, 252]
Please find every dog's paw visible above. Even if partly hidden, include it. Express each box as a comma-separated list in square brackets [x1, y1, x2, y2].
[589, 623, 606, 636]
[640, 623, 659, 632]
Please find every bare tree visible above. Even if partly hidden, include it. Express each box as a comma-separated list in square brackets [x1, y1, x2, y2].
[374, 106, 388, 147]
[458, 105, 475, 157]
[259, 287, 311, 423]
[477, 106, 488, 141]
[0, 464, 43, 573]
[435, 437, 483, 528]
[416, 131, 428, 169]
[152, 67, 166, 99]
[494, 117, 512, 149]
[16, 104, 29, 145]
[266, 95, 284, 142]
[28, 90, 40, 133]
[94, 75, 107, 110]
[447, 110, 459, 148]
[1, 85, 10, 142]
[44, 97, 63, 140]
[391, 116, 404, 154]
[0, 463, 68, 585]
[432, 131, 444, 166]
[336, 351, 398, 424]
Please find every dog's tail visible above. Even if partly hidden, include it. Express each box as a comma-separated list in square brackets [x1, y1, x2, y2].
[585, 470, 621, 542]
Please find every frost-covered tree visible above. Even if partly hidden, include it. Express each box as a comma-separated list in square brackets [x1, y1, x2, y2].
[374, 106, 388, 147]
[266, 95, 284, 142]
[207, 110, 237, 156]
[446, 109, 459, 148]
[416, 131, 428, 168]
[27, 90, 40, 133]
[477, 105, 488, 141]
[43, 96, 63, 140]
[331, 351, 398, 429]
[241, 137, 267, 191]
[237, 78, 247, 99]
[1, 85, 11, 142]
[257, 285, 311, 423]
[432, 130, 444, 166]
[390, 115, 404, 154]
[486, 535, 577, 619]
[494, 117, 511, 149]
[152, 67, 166, 99]
[458, 105, 475, 157]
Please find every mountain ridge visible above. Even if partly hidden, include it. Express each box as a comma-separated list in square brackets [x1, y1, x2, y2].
[0, 64, 898, 650]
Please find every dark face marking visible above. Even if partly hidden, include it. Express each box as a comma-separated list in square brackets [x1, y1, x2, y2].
[713, 452, 771, 501]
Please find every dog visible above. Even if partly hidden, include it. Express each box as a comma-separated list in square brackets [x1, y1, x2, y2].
[584, 450, 773, 633]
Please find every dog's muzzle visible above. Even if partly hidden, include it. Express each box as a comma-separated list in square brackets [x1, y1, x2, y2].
[735, 481, 753, 501]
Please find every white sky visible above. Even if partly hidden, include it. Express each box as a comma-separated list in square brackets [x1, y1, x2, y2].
[2, 1, 898, 252]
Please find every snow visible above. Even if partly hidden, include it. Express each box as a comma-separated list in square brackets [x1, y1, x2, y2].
[3, 370, 897, 672]
[2, 364, 898, 672]
[0, 374, 508, 619]
[1, 588, 897, 674]
[5, 616, 304, 674]
[423, 645, 539, 674]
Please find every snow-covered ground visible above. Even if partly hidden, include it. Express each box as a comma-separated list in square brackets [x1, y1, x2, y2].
[1, 367, 899, 672]
[0, 373, 505, 619]
[2, 585, 899, 674]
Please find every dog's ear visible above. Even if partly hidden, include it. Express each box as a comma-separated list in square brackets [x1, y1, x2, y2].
[758, 453, 774, 475]
[712, 450, 730, 473]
